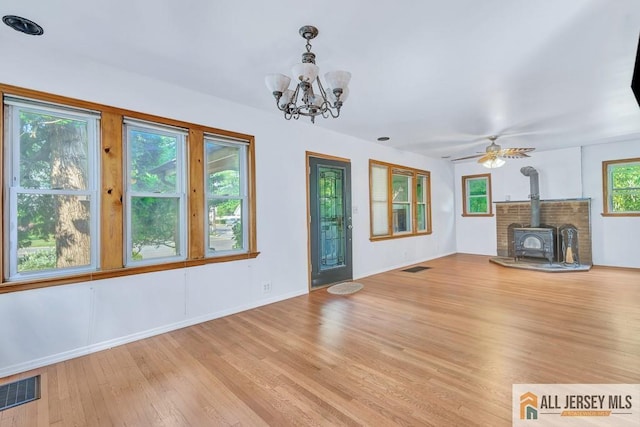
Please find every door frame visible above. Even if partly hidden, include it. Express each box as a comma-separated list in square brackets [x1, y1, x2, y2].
[306, 151, 353, 291]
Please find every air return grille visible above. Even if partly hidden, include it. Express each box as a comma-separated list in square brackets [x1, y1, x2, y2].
[402, 266, 432, 273]
[0, 375, 40, 411]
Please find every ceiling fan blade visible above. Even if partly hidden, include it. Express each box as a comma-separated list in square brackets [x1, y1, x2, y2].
[503, 147, 535, 154]
[500, 152, 531, 159]
[452, 153, 484, 161]
[476, 153, 494, 164]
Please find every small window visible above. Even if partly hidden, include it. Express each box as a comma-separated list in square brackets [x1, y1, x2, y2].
[205, 136, 249, 255]
[125, 120, 187, 265]
[4, 98, 100, 280]
[369, 160, 431, 239]
[462, 173, 493, 216]
[602, 158, 640, 216]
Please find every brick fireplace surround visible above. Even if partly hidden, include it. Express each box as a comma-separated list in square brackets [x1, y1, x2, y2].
[495, 198, 592, 265]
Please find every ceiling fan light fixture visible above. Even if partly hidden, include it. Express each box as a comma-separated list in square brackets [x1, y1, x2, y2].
[482, 157, 506, 169]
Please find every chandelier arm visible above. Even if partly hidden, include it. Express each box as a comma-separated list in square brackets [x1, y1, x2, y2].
[325, 107, 341, 119]
[315, 77, 329, 100]
[274, 97, 288, 112]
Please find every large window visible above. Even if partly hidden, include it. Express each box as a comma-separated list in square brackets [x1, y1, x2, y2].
[369, 160, 431, 239]
[4, 98, 99, 280]
[462, 173, 493, 216]
[125, 120, 187, 265]
[602, 158, 640, 216]
[1, 85, 257, 291]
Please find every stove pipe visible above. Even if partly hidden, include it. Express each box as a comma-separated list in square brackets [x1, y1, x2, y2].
[520, 166, 540, 227]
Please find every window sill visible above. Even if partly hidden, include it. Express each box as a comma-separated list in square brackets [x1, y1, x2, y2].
[601, 212, 640, 217]
[461, 213, 494, 217]
[370, 232, 432, 241]
[0, 251, 260, 294]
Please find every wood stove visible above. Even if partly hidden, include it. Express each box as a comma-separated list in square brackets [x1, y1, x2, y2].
[513, 227, 556, 264]
[513, 166, 556, 264]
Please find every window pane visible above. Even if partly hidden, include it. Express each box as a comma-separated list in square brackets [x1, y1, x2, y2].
[469, 196, 488, 213]
[17, 193, 92, 272]
[208, 199, 243, 251]
[611, 163, 640, 189]
[131, 197, 180, 260]
[392, 174, 410, 202]
[468, 178, 487, 196]
[417, 204, 426, 231]
[206, 143, 240, 197]
[19, 110, 90, 190]
[371, 165, 388, 202]
[372, 201, 389, 236]
[416, 175, 426, 203]
[611, 189, 640, 212]
[393, 203, 411, 233]
[129, 129, 178, 193]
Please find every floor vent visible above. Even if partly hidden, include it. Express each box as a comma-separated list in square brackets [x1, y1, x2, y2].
[402, 266, 432, 273]
[0, 375, 40, 412]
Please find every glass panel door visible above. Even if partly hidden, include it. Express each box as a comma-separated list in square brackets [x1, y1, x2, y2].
[309, 156, 352, 288]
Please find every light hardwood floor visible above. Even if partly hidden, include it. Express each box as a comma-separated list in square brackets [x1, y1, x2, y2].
[1, 254, 639, 426]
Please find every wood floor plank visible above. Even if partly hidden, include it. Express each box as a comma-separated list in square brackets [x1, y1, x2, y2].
[1, 254, 639, 426]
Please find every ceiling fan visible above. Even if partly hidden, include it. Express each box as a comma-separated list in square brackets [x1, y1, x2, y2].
[452, 135, 535, 168]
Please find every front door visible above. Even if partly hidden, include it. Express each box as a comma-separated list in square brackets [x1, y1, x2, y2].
[308, 154, 352, 289]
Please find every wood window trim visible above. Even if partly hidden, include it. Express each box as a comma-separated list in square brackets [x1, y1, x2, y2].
[369, 159, 432, 240]
[461, 173, 494, 217]
[1, 83, 258, 293]
[601, 157, 640, 217]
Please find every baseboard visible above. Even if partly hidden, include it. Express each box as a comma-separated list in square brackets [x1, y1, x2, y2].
[0, 288, 308, 378]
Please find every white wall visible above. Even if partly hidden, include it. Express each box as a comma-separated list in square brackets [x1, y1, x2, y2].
[454, 147, 582, 255]
[0, 46, 455, 376]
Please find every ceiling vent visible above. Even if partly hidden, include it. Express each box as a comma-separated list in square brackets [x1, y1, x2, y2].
[2, 15, 44, 36]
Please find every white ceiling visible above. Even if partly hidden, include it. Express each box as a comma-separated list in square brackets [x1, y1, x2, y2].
[3, 0, 640, 160]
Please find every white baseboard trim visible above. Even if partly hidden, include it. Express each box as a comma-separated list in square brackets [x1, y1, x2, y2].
[0, 288, 308, 378]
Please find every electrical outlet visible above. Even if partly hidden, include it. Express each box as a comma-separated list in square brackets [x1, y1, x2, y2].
[262, 281, 272, 294]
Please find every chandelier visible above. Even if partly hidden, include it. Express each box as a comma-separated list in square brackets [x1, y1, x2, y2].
[265, 25, 351, 123]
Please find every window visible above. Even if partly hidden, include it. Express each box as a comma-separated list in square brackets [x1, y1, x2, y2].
[125, 120, 187, 264]
[1, 84, 257, 290]
[602, 158, 640, 216]
[205, 136, 249, 255]
[4, 98, 99, 280]
[462, 173, 493, 216]
[369, 160, 431, 239]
